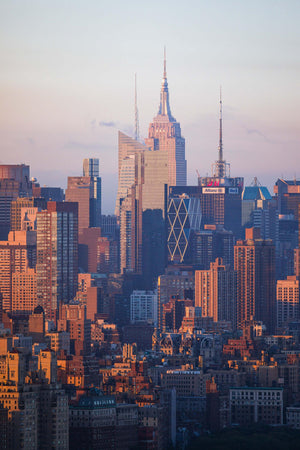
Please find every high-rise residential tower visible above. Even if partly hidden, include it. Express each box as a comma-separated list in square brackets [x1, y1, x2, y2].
[145, 51, 187, 187]
[36, 202, 78, 321]
[195, 257, 237, 328]
[0, 164, 32, 239]
[234, 228, 276, 333]
[0, 231, 36, 313]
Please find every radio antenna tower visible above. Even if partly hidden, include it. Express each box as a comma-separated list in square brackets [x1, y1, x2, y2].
[134, 73, 140, 141]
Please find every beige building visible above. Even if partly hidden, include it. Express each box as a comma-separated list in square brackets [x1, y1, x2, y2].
[162, 369, 209, 397]
[145, 54, 186, 187]
[195, 257, 237, 327]
[12, 267, 37, 315]
[276, 276, 299, 329]
[0, 230, 36, 312]
[0, 346, 69, 449]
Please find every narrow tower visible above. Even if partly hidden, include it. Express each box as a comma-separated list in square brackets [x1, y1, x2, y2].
[145, 49, 186, 186]
[134, 73, 139, 141]
[214, 88, 229, 178]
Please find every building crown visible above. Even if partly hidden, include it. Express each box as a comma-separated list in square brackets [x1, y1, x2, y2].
[155, 48, 176, 123]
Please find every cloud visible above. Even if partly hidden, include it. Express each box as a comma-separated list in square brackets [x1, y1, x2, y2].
[99, 121, 117, 127]
[245, 128, 271, 142]
[27, 137, 35, 146]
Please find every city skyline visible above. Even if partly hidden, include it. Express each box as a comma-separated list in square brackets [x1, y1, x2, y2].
[0, 1, 299, 213]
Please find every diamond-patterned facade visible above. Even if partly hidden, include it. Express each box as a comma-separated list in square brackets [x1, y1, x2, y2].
[167, 196, 201, 263]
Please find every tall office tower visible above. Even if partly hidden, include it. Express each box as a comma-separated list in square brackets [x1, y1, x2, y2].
[276, 276, 299, 330]
[196, 95, 243, 238]
[66, 175, 101, 233]
[242, 180, 278, 238]
[115, 132, 148, 217]
[145, 52, 187, 187]
[195, 257, 237, 327]
[120, 150, 168, 279]
[83, 157, 99, 177]
[120, 185, 139, 273]
[101, 215, 118, 239]
[10, 196, 46, 231]
[0, 164, 32, 239]
[274, 179, 300, 278]
[167, 193, 201, 263]
[36, 202, 78, 322]
[0, 231, 36, 313]
[234, 228, 276, 333]
[274, 178, 300, 216]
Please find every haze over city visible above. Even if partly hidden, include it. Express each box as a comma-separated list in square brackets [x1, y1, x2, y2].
[0, 0, 299, 214]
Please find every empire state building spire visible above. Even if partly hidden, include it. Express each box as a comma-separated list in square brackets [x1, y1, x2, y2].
[156, 47, 175, 122]
[145, 50, 187, 186]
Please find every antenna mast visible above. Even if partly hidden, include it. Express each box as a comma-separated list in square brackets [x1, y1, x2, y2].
[134, 73, 139, 141]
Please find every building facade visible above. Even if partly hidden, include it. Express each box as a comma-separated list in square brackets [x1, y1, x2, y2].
[234, 228, 276, 333]
[36, 202, 78, 321]
[144, 54, 186, 187]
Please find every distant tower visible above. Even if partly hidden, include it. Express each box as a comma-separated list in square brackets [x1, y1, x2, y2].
[213, 88, 229, 178]
[36, 202, 78, 322]
[115, 132, 148, 217]
[83, 158, 99, 177]
[195, 92, 243, 238]
[195, 257, 237, 328]
[145, 49, 187, 187]
[134, 73, 139, 141]
[234, 228, 276, 333]
[66, 158, 101, 231]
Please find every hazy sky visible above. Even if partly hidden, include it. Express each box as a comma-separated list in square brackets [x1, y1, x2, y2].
[0, 0, 299, 213]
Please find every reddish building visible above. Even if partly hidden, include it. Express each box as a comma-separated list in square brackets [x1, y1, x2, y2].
[234, 228, 276, 333]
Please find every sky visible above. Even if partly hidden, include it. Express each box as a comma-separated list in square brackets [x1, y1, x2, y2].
[0, 0, 299, 213]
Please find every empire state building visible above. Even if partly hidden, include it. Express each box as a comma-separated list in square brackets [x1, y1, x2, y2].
[145, 53, 187, 186]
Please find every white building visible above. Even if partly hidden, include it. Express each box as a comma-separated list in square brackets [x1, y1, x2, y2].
[130, 290, 158, 325]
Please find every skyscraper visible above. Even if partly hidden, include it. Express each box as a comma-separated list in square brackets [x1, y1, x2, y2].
[36, 201, 78, 321]
[119, 150, 168, 279]
[83, 158, 99, 178]
[115, 132, 148, 217]
[167, 193, 202, 263]
[0, 164, 32, 239]
[65, 173, 101, 232]
[195, 257, 237, 327]
[234, 228, 276, 333]
[196, 94, 244, 238]
[0, 231, 36, 313]
[145, 51, 187, 187]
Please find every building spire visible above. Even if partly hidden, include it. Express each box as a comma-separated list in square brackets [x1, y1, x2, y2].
[156, 47, 175, 121]
[134, 73, 139, 141]
[218, 86, 223, 164]
[213, 86, 230, 178]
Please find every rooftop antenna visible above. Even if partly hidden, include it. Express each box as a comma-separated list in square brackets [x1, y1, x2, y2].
[164, 46, 167, 79]
[218, 86, 223, 165]
[134, 73, 139, 141]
